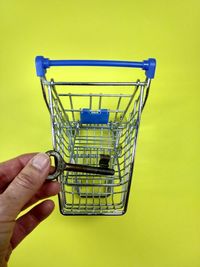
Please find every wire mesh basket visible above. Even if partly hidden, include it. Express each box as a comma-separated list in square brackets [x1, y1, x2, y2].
[35, 56, 156, 215]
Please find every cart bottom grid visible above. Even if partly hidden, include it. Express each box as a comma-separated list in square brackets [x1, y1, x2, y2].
[58, 121, 138, 215]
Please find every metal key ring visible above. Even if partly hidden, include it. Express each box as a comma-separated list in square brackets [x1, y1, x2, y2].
[46, 150, 66, 180]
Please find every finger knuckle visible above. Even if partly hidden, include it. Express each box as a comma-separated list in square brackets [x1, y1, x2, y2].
[16, 171, 36, 191]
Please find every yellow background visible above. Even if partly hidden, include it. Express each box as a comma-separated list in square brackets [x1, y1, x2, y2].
[0, 0, 199, 266]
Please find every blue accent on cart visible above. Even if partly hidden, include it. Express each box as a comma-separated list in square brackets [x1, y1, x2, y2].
[35, 56, 156, 79]
[80, 109, 109, 124]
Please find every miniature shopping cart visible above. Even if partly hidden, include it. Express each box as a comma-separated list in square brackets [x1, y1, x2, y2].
[35, 56, 156, 216]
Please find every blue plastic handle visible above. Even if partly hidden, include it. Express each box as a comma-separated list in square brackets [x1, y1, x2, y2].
[35, 56, 156, 79]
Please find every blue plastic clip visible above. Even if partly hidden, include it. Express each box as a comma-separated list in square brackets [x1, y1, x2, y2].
[80, 109, 109, 124]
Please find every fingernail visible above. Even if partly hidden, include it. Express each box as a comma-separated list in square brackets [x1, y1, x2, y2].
[31, 153, 50, 170]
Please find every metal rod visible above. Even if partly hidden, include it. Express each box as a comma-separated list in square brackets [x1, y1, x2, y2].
[47, 81, 147, 86]
[59, 93, 132, 97]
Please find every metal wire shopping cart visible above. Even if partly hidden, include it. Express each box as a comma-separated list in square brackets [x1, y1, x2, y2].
[35, 56, 156, 216]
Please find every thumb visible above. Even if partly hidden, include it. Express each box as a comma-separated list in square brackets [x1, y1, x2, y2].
[0, 153, 50, 220]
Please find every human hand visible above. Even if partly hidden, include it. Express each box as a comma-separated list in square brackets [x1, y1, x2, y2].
[0, 153, 60, 267]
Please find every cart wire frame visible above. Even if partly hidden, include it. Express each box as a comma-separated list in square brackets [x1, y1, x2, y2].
[35, 56, 156, 216]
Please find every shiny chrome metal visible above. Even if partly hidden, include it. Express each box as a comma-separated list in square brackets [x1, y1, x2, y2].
[44, 81, 147, 86]
[39, 73, 152, 216]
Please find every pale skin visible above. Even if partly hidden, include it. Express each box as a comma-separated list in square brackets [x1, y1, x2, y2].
[0, 153, 60, 267]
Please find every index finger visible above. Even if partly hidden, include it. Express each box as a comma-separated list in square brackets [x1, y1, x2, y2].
[0, 153, 37, 191]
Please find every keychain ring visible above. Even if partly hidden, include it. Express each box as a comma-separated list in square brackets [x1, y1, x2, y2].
[46, 150, 65, 180]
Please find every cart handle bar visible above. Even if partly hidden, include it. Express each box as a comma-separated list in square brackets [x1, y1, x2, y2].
[35, 56, 156, 79]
